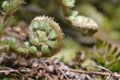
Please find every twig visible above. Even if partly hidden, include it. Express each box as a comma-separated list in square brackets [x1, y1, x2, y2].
[0, 68, 22, 76]
[92, 65, 113, 80]
[106, 73, 112, 80]
[93, 65, 112, 73]
[44, 74, 53, 80]
[60, 67, 120, 78]
[56, 66, 69, 80]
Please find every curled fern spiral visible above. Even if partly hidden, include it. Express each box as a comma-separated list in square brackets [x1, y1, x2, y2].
[29, 16, 63, 57]
[0, 16, 64, 58]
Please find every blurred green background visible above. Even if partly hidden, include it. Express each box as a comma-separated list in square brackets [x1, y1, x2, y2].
[1, 0, 120, 40]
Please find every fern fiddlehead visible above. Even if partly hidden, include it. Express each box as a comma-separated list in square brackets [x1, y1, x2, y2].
[59, 0, 99, 36]
[0, 0, 98, 58]
[0, 16, 64, 58]
[29, 16, 63, 57]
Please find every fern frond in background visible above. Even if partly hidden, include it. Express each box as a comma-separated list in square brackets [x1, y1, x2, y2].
[93, 38, 120, 72]
[0, 0, 24, 35]
[71, 38, 120, 72]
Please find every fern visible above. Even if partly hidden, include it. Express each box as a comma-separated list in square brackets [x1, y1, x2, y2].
[93, 38, 120, 72]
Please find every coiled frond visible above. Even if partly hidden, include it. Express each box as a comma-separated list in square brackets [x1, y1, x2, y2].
[59, 0, 99, 36]
[29, 16, 63, 57]
[0, 16, 64, 58]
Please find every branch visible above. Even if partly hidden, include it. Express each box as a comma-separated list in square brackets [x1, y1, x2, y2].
[60, 67, 120, 78]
